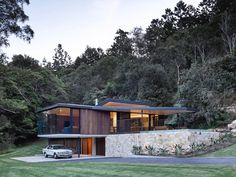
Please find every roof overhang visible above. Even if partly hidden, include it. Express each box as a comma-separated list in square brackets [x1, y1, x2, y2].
[93, 106, 196, 115]
[37, 103, 93, 113]
[37, 103, 197, 115]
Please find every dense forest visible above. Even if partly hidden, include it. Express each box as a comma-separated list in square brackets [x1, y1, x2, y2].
[0, 0, 236, 150]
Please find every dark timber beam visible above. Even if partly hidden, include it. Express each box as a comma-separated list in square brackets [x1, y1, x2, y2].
[77, 138, 81, 158]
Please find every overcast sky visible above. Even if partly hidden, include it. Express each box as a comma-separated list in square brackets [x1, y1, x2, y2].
[3, 0, 201, 62]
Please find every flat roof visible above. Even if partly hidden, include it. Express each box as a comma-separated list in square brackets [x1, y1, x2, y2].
[37, 103, 93, 112]
[37, 103, 197, 115]
[93, 106, 196, 115]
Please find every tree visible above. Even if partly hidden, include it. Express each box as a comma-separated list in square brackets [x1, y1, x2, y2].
[137, 64, 174, 106]
[74, 46, 104, 67]
[52, 44, 72, 71]
[0, 114, 14, 151]
[0, 63, 69, 146]
[130, 27, 146, 57]
[173, 1, 199, 29]
[220, 11, 236, 56]
[9, 54, 39, 69]
[0, 52, 8, 65]
[178, 57, 236, 128]
[107, 29, 133, 58]
[0, 0, 34, 47]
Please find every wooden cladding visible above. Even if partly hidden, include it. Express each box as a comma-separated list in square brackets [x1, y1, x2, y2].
[80, 109, 110, 134]
[48, 138, 78, 153]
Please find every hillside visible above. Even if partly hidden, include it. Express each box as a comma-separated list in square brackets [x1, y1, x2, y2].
[0, 0, 236, 150]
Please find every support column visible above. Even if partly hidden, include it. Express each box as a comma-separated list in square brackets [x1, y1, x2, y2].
[92, 138, 96, 156]
[148, 115, 151, 131]
[77, 138, 81, 158]
[70, 109, 73, 133]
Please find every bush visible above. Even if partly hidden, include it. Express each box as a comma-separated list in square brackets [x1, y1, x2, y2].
[158, 147, 169, 156]
[131, 145, 143, 155]
[174, 144, 184, 156]
[145, 145, 156, 155]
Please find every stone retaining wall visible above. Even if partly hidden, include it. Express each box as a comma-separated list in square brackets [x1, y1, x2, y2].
[105, 130, 221, 157]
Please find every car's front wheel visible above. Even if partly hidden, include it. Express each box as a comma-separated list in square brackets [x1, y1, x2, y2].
[53, 153, 58, 159]
[44, 152, 48, 158]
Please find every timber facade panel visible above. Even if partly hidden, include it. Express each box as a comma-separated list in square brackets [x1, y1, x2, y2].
[80, 109, 110, 134]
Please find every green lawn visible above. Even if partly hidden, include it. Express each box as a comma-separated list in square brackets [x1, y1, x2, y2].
[203, 143, 236, 157]
[1, 141, 236, 177]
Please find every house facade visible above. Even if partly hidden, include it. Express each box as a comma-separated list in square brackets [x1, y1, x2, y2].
[37, 99, 195, 156]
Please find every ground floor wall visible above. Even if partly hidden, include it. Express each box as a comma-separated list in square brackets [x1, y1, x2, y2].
[105, 130, 221, 157]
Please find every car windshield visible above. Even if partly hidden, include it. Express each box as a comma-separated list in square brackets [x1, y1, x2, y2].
[52, 145, 65, 149]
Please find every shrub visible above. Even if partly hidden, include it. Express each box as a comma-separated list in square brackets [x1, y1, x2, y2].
[145, 145, 156, 155]
[221, 133, 233, 143]
[131, 145, 143, 155]
[158, 147, 169, 156]
[174, 144, 184, 156]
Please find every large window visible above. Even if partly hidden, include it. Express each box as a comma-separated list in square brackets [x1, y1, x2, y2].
[38, 107, 80, 134]
[109, 112, 165, 133]
[130, 113, 149, 131]
[110, 112, 117, 133]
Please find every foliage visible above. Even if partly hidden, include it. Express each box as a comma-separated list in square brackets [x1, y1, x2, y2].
[65, 57, 175, 106]
[145, 145, 156, 155]
[131, 145, 143, 155]
[52, 44, 72, 71]
[178, 57, 236, 128]
[9, 54, 40, 69]
[74, 46, 104, 67]
[0, 115, 15, 151]
[0, 64, 68, 148]
[174, 144, 184, 156]
[1, 0, 236, 150]
[107, 29, 133, 58]
[0, 0, 33, 47]
[158, 147, 170, 156]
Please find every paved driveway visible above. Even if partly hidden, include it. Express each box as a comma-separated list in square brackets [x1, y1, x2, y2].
[12, 154, 106, 163]
[13, 155, 236, 165]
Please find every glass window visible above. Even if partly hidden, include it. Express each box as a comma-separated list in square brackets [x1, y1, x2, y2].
[110, 112, 117, 133]
[130, 113, 149, 131]
[39, 107, 71, 134]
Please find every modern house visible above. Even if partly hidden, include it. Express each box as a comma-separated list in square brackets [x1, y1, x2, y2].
[37, 99, 196, 157]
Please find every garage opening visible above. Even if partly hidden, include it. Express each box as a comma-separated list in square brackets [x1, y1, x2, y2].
[96, 138, 105, 156]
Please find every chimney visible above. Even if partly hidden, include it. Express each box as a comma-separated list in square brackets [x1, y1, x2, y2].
[95, 98, 98, 106]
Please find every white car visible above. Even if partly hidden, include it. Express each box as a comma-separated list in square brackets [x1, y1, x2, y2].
[42, 144, 73, 159]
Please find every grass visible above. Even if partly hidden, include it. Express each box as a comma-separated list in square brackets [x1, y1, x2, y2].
[203, 143, 236, 157]
[1, 140, 236, 177]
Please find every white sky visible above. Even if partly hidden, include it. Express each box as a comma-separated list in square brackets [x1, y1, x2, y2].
[3, 0, 201, 62]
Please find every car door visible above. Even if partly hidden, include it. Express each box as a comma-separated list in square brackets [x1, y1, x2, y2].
[47, 145, 52, 155]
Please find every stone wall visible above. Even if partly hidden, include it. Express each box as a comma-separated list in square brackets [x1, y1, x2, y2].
[105, 130, 221, 157]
